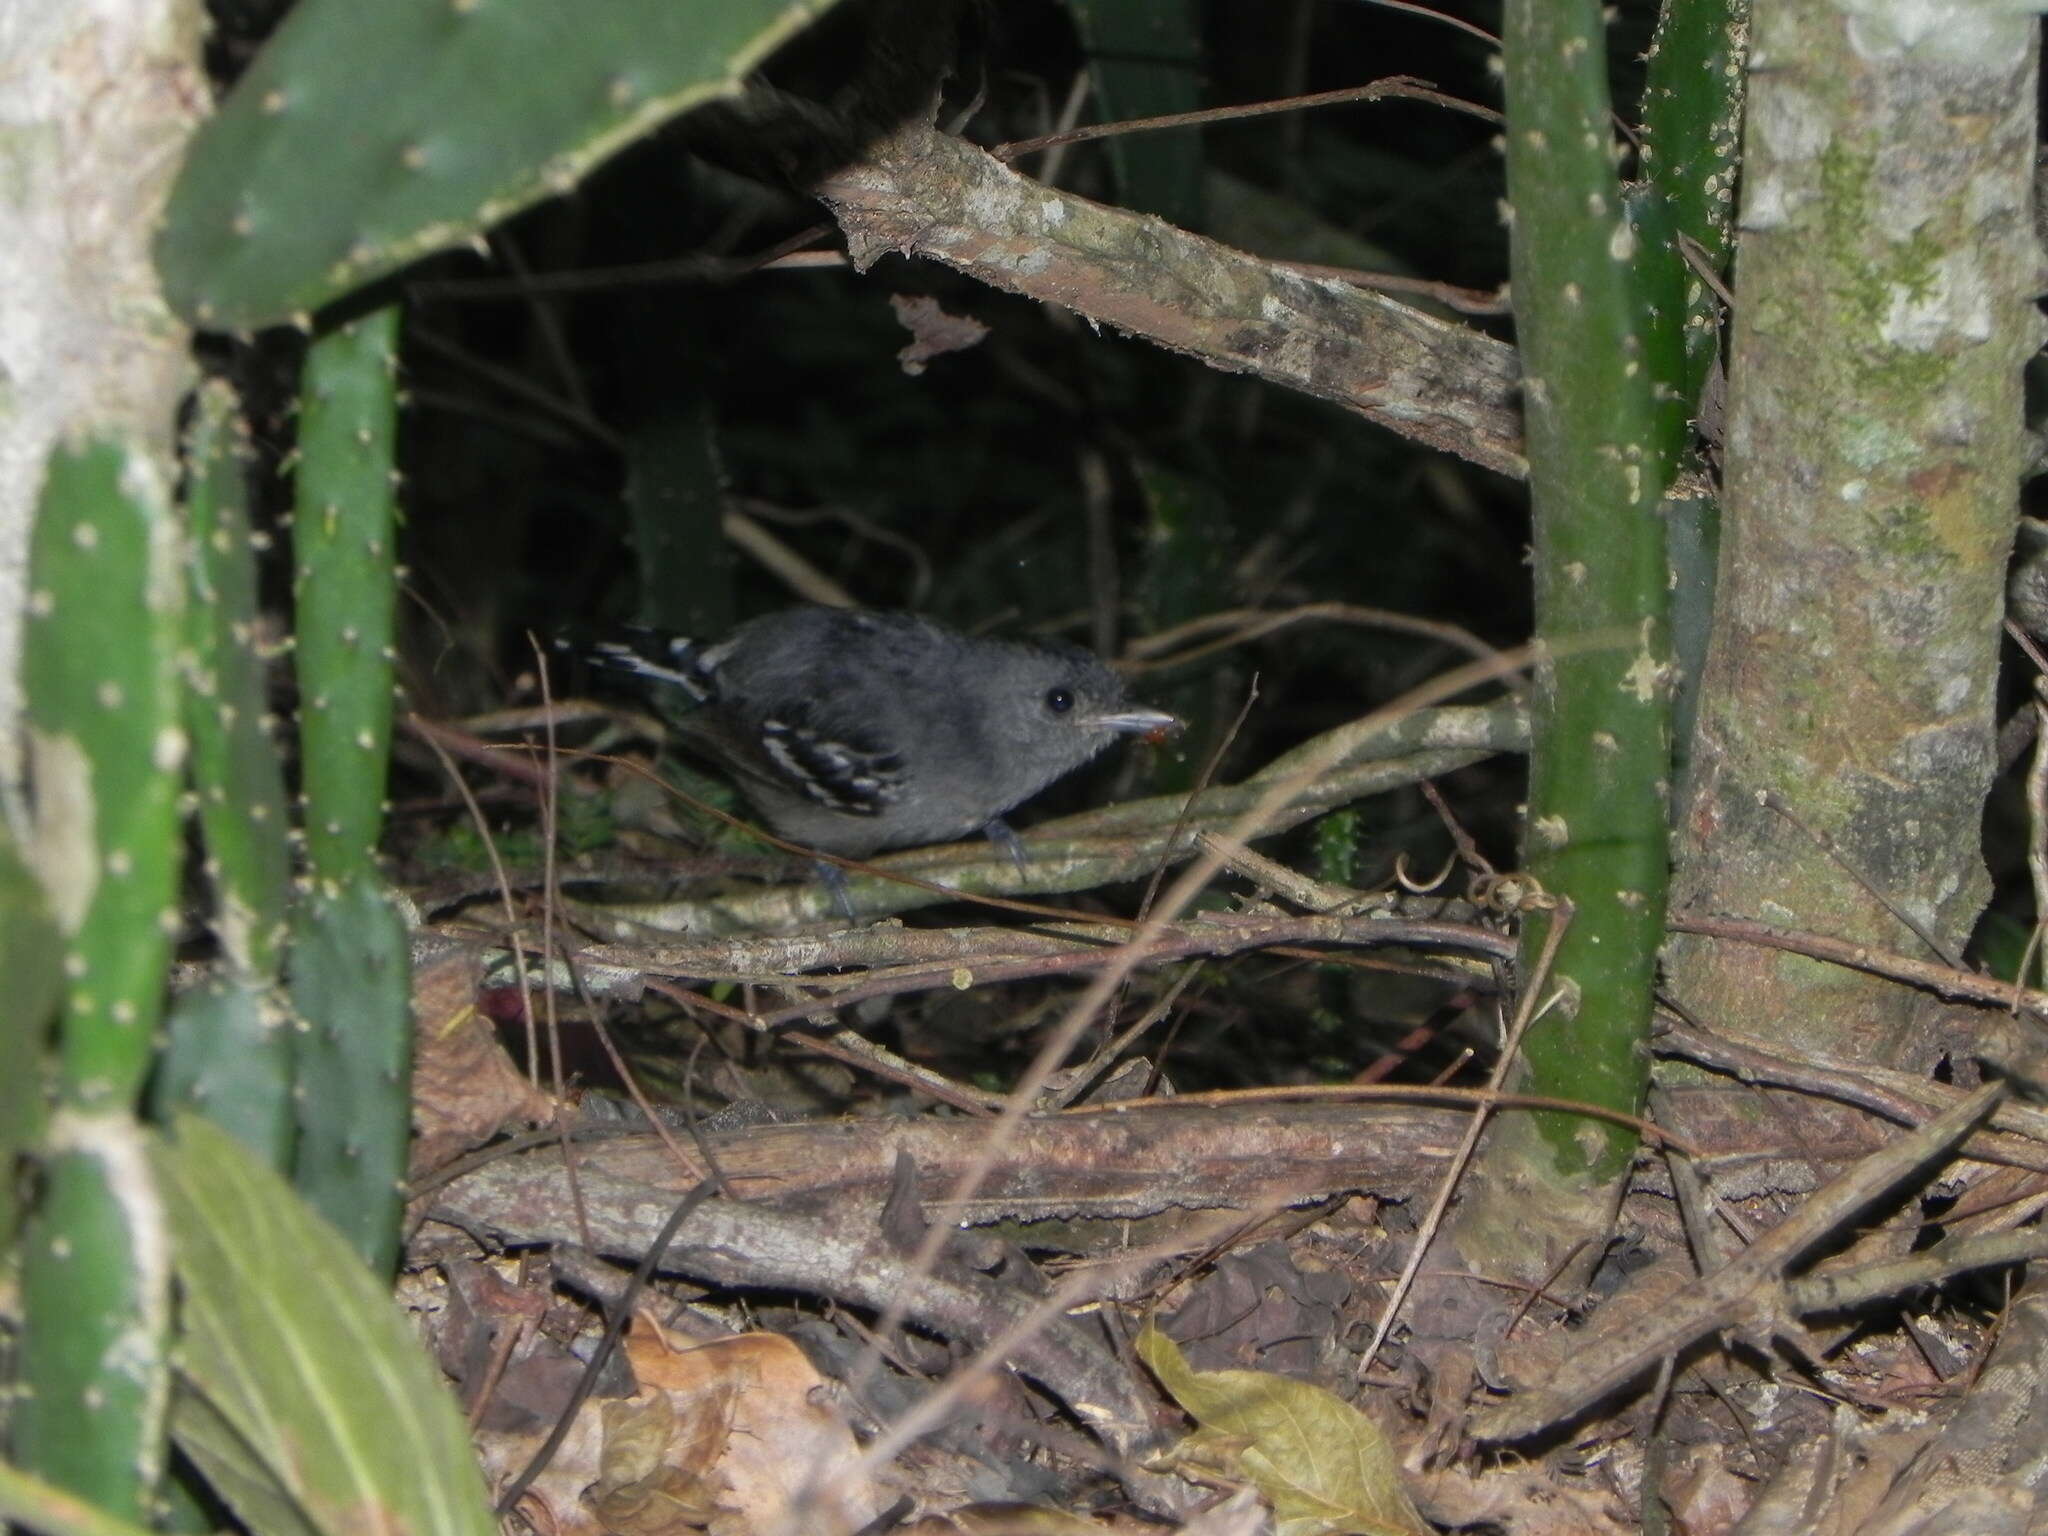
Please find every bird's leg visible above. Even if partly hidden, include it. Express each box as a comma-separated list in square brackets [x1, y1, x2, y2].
[981, 817, 1030, 876]
[813, 859, 859, 923]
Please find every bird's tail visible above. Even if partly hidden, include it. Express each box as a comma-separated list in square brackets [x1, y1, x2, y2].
[554, 626, 717, 705]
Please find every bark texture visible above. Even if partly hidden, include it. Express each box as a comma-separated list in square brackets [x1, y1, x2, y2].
[1667, 2, 2039, 1087]
[0, 0, 203, 805]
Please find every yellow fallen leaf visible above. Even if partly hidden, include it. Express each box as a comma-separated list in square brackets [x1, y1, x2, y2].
[1137, 1324, 1429, 1536]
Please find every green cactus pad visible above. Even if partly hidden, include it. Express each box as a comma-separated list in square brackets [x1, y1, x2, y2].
[157, 0, 842, 328]
[293, 310, 400, 883]
[183, 379, 293, 975]
[17, 435, 183, 1519]
[169, 380, 296, 1171]
[159, 972, 295, 1172]
[288, 313, 412, 1274]
[0, 834, 63, 1245]
[24, 437, 184, 1103]
[288, 874, 412, 1275]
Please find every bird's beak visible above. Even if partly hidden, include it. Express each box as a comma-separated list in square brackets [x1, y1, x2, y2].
[1087, 707, 1182, 738]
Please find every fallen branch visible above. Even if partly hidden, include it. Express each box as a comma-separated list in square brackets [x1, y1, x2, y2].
[1473, 1082, 2005, 1443]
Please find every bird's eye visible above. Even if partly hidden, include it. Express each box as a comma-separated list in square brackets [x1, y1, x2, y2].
[1044, 687, 1074, 714]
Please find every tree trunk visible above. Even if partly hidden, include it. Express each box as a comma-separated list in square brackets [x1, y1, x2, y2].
[1665, 2, 2038, 1133]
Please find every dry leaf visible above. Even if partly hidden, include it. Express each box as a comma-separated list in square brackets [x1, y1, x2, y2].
[409, 937, 553, 1174]
[588, 1390, 729, 1534]
[890, 293, 990, 375]
[1137, 1324, 1428, 1536]
[625, 1316, 888, 1536]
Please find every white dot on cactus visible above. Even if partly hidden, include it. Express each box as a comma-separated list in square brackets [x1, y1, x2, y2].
[218, 702, 239, 728]
[252, 803, 270, 821]
[155, 727, 187, 773]
[609, 76, 636, 107]
[106, 849, 133, 877]
[326, 821, 342, 836]
[96, 682, 124, 709]
[400, 143, 428, 171]
[28, 589, 53, 617]
[158, 909, 182, 935]
[232, 213, 254, 237]
[356, 730, 375, 751]
[50, 1236, 72, 1261]
[72, 522, 100, 550]
[111, 1000, 136, 1025]
[260, 88, 286, 113]
[340, 626, 360, 645]
[64, 954, 86, 979]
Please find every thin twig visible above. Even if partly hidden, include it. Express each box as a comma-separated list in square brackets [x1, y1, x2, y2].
[1196, 828, 1378, 914]
[529, 635, 591, 1251]
[640, 976, 1004, 1114]
[1135, 678, 1260, 923]
[410, 717, 544, 1093]
[2025, 697, 2048, 995]
[1759, 789, 1961, 969]
[1046, 959, 1206, 1110]
[1668, 912, 2048, 1021]
[1270, 261, 1511, 315]
[493, 1182, 718, 1515]
[411, 222, 835, 299]
[1121, 600, 1505, 674]
[1674, 230, 1735, 312]
[993, 77, 1502, 162]
[1475, 1083, 2005, 1443]
[1788, 1228, 2048, 1316]
[1359, 896, 1574, 1376]
[1353, 0, 1500, 48]
[464, 1313, 530, 1430]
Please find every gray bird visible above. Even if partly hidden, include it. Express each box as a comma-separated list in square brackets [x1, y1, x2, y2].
[574, 606, 1177, 861]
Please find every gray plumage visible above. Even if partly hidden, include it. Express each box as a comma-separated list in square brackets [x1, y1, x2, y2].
[578, 607, 1176, 858]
